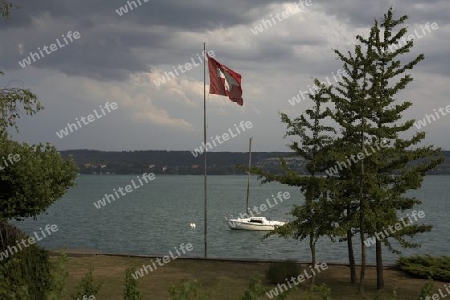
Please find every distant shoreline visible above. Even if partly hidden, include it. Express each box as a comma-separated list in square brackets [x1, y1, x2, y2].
[60, 149, 450, 176]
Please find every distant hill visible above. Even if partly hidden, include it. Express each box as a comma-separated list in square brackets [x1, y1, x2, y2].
[59, 149, 289, 175]
[59, 149, 450, 175]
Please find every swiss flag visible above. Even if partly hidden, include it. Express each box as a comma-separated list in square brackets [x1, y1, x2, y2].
[207, 54, 243, 106]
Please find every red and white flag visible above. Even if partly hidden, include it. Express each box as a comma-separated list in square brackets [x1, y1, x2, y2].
[207, 54, 243, 106]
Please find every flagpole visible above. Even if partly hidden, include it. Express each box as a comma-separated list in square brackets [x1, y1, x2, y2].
[203, 42, 208, 258]
[246, 137, 252, 215]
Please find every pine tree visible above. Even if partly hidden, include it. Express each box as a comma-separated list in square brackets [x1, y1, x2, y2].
[330, 40, 372, 293]
[330, 7, 444, 292]
[258, 80, 336, 286]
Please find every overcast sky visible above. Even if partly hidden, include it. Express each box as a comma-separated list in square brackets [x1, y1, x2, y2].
[0, 0, 448, 152]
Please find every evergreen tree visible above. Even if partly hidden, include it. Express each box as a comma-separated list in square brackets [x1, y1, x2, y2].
[330, 7, 444, 292]
[256, 8, 444, 295]
[257, 80, 336, 286]
[330, 40, 373, 294]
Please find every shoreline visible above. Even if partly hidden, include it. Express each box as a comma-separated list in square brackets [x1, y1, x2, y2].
[49, 249, 396, 268]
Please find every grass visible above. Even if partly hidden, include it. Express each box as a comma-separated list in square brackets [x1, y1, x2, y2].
[56, 254, 447, 299]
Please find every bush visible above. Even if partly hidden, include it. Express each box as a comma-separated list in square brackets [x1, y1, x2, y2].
[397, 255, 450, 281]
[373, 286, 397, 300]
[70, 269, 102, 300]
[0, 222, 52, 300]
[169, 279, 211, 300]
[418, 279, 433, 300]
[239, 274, 270, 300]
[265, 260, 301, 285]
[124, 267, 142, 300]
[311, 284, 331, 300]
[46, 252, 69, 300]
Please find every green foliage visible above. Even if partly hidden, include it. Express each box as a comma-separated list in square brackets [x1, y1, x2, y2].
[257, 82, 337, 281]
[0, 136, 78, 220]
[123, 267, 142, 300]
[257, 7, 444, 293]
[373, 286, 398, 300]
[311, 284, 331, 300]
[0, 223, 52, 300]
[169, 279, 211, 300]
[0, 71, 43, 136]
[239, 274, 271, 300]
[0, 0, 17, 20]
[70, 269, 102, 300]
[265, 260, 300, 285]
[0, 4, 79, 299]
[328, 7, 444, 293]
[397, 255, 450, 281]
[45, 253, 69, 300]
[332, 6, 443, 254]
[0, 66, 77, 222]
[299, 284, 331, 300]
[0, 257, 31, 299]
[418, 278, 433, 300]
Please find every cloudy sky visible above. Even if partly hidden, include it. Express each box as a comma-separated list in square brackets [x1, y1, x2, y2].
[0, 0, 449, 152]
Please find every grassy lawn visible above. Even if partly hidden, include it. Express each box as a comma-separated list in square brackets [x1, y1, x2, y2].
[57, 254, 442, 299]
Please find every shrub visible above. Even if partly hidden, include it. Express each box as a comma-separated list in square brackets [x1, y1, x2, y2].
[373, 286, 397, 300]
[418, 279, 433, 300]
[0, 222, 52, 300]
[169, 278, 211, 300]
[239, 274, 270, 300]
[397, 255, 450, 281]
[124, 267, 142, 300]
[46, 252, 69, 300]
[311, 284, 331, 300]
[70, 269, 102, 300]
[265, 260, 300, 285]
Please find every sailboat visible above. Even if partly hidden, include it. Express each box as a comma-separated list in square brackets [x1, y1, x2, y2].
[227, 138, 286, 231]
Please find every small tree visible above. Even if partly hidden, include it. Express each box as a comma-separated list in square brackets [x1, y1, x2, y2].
[124, 267, 142, 300]
[46, 253, 69, 300]
[70, 269, 102, 300]
[257, 80, 336, 286]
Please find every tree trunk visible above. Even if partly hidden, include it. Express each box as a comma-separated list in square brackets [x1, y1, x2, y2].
[310, 234, 316, 287]
[347, 229, 357, 283]
[359, 199, 366, 294]
[376, 239, 384, 289]
[359, 124, 366, 294]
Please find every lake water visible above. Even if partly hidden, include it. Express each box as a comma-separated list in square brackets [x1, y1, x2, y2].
[14, 175, 450, 264]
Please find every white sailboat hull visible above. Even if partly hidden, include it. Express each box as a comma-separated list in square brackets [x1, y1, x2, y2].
[227, 217, 285, 231]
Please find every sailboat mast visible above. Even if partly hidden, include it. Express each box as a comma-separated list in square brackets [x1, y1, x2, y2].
[203, 42, 207, 258]
[246, 137, 252, 214]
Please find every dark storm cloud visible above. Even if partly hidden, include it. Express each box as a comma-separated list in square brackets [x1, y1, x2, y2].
[0, 0, 282, 79]
[0, 0, 448, 80]
[3, 0, 275, 30]
[316, 0, 450, 26]
[0, 0, 448, 151]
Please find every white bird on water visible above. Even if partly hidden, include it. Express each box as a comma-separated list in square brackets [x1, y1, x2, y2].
[189, 223, 196, 229]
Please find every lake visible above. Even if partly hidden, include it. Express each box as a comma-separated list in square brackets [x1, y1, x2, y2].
[14, 175, 450, 264]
